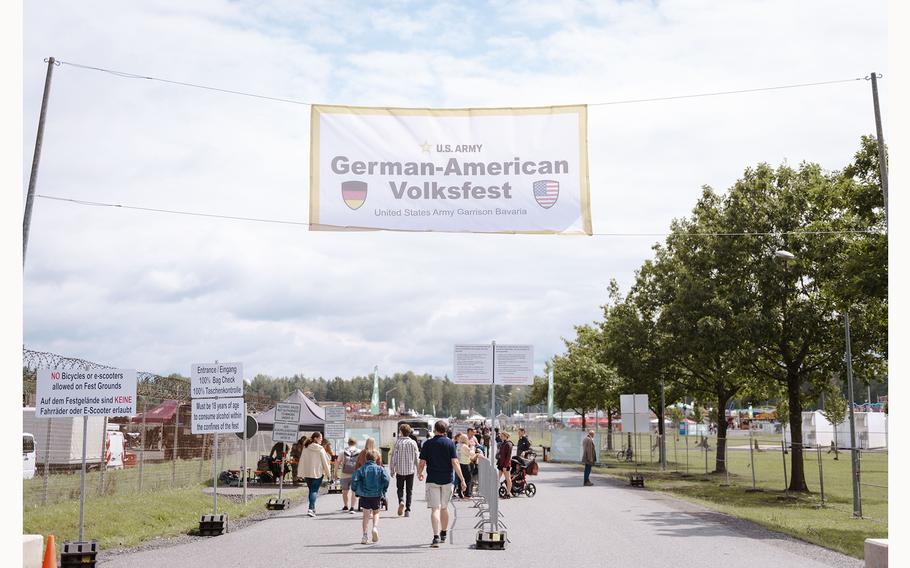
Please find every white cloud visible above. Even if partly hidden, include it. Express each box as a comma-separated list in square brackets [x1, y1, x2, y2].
[23, 0, 887, 378]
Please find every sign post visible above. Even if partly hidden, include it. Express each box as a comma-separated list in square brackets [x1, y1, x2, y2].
[267, 402, 301, 510]
[191, 362, 244, 536]
[620, 394, 650, 487]
[35, 367, 138, 565]
[454, 342, 533, 550]
[324, 406, 346, 494]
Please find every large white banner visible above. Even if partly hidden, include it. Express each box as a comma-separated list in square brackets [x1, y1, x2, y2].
[310, 105, 591, 234]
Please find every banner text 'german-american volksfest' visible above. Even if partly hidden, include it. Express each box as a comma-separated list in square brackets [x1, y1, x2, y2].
[309, 105, 591, 234]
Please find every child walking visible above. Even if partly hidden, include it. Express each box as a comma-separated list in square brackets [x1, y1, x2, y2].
[351, 449, 390, 544]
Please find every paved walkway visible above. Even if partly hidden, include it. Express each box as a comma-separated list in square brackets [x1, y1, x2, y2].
[99, 463, 861, 567]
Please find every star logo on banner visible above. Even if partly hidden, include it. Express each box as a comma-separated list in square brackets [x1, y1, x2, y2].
[419, 140, 432, 154]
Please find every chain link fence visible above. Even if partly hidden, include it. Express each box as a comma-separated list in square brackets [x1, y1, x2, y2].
[22, 348, 279, 510]
[498, 420, 887, 524]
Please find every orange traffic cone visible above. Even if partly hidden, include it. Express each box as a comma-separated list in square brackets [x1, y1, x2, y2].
[42, 534, 57, 568]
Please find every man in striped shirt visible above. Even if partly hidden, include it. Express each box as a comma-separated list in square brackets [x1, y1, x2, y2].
[390, 423, 420, 516]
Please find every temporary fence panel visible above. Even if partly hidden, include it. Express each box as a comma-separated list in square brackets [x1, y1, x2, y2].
[549, 430, 602, 462]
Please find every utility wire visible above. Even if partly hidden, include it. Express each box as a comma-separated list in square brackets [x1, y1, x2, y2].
[36, 194, 883, 237]
[57, 60, 869, 107]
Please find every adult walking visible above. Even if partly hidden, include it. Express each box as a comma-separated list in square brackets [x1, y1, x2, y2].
[582, 430, 596, 486]
[300, 432, 332, 516]
[455, 433, 477, 498]
[497, 431, 514, 498]
[516, 427, 531, 458]
[390, 424, 419, 516]
[338, 437, 361, 513]
[290, 436, 304, 482]
[417, 420, 467, 548]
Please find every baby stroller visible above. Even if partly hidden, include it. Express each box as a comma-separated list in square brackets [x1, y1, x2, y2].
[499, 452, 537, 498]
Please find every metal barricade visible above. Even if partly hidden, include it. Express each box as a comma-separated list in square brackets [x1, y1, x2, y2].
[473, 455, 507, 549]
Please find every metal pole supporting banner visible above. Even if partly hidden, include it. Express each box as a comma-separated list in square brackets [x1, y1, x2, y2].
[79, 414, 88, 542]
[844, 313, 862, 517]
[23, 57, 57, 266]
[660, 381, 666, 470]
[242, 403, 248, 504]
[869, 72, 888, 228]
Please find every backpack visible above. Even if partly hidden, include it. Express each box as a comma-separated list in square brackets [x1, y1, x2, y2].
[342, 448, 361, 474]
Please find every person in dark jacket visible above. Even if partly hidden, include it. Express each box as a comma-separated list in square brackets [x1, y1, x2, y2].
[516, 428, 531, 458]
[497, 432, 514, 498]
[352, 450, 390, 544]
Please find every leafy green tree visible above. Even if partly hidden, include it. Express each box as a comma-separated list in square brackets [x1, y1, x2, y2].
[820, 384, 848, 460]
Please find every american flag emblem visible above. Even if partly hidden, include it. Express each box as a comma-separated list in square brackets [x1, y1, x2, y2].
[533, 180, 559, 209]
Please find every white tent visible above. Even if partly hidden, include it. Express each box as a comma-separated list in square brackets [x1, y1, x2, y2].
[254, 390, 326, 433]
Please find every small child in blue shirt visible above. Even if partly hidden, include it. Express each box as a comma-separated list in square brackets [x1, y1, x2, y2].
[351, 449, 390, 544]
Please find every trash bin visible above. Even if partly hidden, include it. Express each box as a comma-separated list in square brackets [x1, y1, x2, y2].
[381, 446, 390, 464]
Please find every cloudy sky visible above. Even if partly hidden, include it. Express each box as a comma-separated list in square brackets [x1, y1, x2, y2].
[22, 0, 887, 380]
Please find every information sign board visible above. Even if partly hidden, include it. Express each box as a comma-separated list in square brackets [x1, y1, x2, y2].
[325, 406, 346, 423]
[191, 362, 244, 398]
[453, 344, 494, 384]
[272, 421, 299, 444]
[36, 368, 137, 418]
[191, 397, 245, 434]
[325, 422, 346, 440]
[275, 402, 301, 424]
[494, 344, 534, 385]
[620, 394, 651, 433]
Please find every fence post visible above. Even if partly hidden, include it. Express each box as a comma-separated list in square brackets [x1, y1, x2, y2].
[672, 430, 678, 472]
[42, 418, 53, 505]
[684, 432, 689, 476]
[138, 396, 146, 492]
[856, 448, 863, 516]
[816, 444, 825, 504]
[172, 407, 180, 485]
[703, 438, 708, 478]
[781, 441, 789, 494]
[198, 433, 208, 482]
[99, 416, 108, 496]
[748, 426, 757, 491]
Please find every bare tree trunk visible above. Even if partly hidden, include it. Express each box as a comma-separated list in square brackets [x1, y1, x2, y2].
[714, 391, 731, 473]
[606, 409, 614, 450]
[787, 375, 809, 492]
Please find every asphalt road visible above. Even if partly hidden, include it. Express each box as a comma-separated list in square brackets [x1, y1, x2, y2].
[99, 462, 862, 567]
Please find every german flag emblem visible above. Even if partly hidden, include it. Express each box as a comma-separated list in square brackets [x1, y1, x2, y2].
[341, 181, 367, 210]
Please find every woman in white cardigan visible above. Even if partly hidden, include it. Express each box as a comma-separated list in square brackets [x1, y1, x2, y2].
[300, 431, 332, 516]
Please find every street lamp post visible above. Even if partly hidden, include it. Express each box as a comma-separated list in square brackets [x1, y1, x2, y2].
[385, 386, 398, 415]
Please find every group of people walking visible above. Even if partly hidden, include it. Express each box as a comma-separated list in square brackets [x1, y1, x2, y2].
[281, 421, 534, 547]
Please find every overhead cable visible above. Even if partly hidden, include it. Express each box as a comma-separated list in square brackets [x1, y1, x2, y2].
[57, 60, 869, 108]
[36, 194, 883, 238]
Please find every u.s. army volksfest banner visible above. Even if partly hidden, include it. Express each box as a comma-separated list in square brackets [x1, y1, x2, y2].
[309, 105, 591, 234]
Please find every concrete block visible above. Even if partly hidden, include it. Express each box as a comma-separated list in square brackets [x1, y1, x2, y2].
[23, 535, 43, 568]
[864, 538, 887, 568]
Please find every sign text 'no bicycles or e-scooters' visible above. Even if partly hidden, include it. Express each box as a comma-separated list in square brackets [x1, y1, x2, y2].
[35, 368, 137, 417]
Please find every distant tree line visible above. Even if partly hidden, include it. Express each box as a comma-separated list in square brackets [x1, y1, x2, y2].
[245, 370, 541, 418]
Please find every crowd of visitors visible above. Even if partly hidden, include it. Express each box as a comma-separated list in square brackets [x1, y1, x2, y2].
[282, 421, 535, 546]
